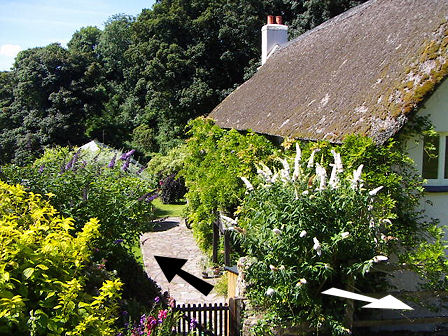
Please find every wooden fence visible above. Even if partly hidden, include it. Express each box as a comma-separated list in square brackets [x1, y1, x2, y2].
[175, 302, 229, 336]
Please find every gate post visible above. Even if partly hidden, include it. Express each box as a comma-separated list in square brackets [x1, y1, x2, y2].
[224, 230, 231, 266]
[213, 220, 219, 264]
[229, 297, 243, 336]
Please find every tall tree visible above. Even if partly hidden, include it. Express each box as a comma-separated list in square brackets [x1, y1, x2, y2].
[0, 0, 367, 163]
[68, 26, 102, 55]
[0, 43, 106, 164]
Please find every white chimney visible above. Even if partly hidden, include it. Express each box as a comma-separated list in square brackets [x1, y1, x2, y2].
[261, 15, 288, 65]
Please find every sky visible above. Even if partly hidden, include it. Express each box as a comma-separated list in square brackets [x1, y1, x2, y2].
[0, 0, 156, 71]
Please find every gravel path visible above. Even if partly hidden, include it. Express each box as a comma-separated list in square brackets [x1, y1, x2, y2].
[141, 217, 225, 304]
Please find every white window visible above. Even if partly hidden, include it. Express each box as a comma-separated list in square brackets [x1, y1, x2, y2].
[422, 133, 448, 186]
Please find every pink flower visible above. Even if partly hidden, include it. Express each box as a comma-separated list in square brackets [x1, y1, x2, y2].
[146, 316, 157, 330]
[158, 309, 168, 320]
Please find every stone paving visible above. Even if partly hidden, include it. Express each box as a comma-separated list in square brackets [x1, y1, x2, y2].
[141, 217, 225, 304]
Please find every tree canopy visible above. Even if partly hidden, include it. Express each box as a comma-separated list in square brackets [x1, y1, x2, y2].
[0, 0, 366, 164]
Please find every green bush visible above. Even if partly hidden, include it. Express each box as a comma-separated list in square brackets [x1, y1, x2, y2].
[0, 147, 161, 317]
[0, 146, 155, 251]
[0, 180, 122, 335]
[146, 145, 187, 187]
[180, 117, 277, 253]
[232, 143, 447, 335]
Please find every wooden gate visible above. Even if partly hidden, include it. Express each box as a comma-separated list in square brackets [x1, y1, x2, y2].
[175, 302, 229, 336]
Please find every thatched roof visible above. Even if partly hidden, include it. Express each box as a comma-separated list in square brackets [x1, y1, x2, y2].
[209, 0, 448, 144]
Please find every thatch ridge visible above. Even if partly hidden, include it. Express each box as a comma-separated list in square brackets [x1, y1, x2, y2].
[209, 0, 448, 144]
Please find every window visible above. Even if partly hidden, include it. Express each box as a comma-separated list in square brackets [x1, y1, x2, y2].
[422, 135, 439, 179]
[422, 134, 448, 185]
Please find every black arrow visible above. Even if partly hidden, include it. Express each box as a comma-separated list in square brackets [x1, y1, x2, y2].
[154, 255, 214, 296]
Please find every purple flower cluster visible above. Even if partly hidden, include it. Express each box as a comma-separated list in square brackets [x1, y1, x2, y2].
[108, 154, 117, 168]
[120, 149, 135, 161]
[137, 166, 145, 174]
[123, 296, 177, 336]
[190, 317, 198, 329]
[65, 149, 81, 171]
[138, 192, 158, 203]
[122, 156, 131, 172]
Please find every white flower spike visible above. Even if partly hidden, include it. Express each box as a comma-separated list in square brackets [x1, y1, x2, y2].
[369, 186, 383, 196]
[331, 150, 343, 172]
[328, 165, 339, 189]
[351, 164, 364, 189]
[373, 255, 388, 263]
[278, 158, 291, 182]
[313, 237, 322, 256]
[240, 177, 254, 191]
[307, 149, 320, 168]
[341, 232, 350, 239]
[300, 230, 307, 238]
[256, 164, 270, 181]
[315, 163, 327, 190]
[260, 162, 273, 177]
[293, 143, 302, 180]
[296, 278, 307, 287]
[221, 215, 237, 227]
[266, 288, 275, 296]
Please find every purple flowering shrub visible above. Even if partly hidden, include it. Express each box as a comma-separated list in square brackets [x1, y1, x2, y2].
[0, 147, 162, 315]
[0, 146, 155, 250]
[121, 295, 205, 336]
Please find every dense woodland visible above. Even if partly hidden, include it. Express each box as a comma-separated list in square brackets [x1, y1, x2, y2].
[0, 0, 366, 164]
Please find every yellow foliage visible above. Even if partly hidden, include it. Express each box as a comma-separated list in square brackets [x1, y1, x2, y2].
[0, 180, 122, 335]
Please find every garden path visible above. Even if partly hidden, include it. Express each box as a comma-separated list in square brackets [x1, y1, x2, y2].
[141, 217, 225, 304]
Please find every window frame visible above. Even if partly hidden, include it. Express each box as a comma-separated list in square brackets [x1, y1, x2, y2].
[423, 132, 448, 187]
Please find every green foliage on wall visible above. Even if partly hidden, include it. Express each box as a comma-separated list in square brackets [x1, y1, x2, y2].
[180, 117, 277, 252]
[0, 180, 122, 335]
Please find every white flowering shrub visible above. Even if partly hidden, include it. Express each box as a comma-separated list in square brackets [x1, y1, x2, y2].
[233, 144, 408, 335]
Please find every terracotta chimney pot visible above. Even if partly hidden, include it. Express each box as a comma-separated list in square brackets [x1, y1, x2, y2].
[267, 15, 275, 24]
[275, 16, 283, 25]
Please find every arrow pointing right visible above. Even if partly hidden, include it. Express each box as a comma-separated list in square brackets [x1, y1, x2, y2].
[322, 287, 413, 310]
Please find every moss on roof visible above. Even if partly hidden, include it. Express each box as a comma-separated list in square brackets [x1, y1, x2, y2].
[209, 0, 448, 144]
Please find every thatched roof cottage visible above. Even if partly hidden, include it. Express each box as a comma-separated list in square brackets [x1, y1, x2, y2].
[209, 0, 448, 330]
[210, 0, 448, 225]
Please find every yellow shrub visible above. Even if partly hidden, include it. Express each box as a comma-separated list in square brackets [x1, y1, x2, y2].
[0, 180, 122, 335]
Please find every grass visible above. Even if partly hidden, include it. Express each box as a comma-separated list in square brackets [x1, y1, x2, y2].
[214, 274, 228, 298]
[152, 198, 186, 218]
[131, 240, 143, 264]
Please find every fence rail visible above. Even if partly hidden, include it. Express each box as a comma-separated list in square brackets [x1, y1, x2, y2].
[175, 302, 229, 336]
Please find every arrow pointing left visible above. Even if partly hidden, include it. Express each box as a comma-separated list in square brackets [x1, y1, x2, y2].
[154, 256, 214, 296]
[322, 287, 413, 310]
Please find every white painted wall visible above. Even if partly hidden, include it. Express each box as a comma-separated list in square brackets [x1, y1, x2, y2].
[376, 81, 448, 329]
[406, 79, 448, 228]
